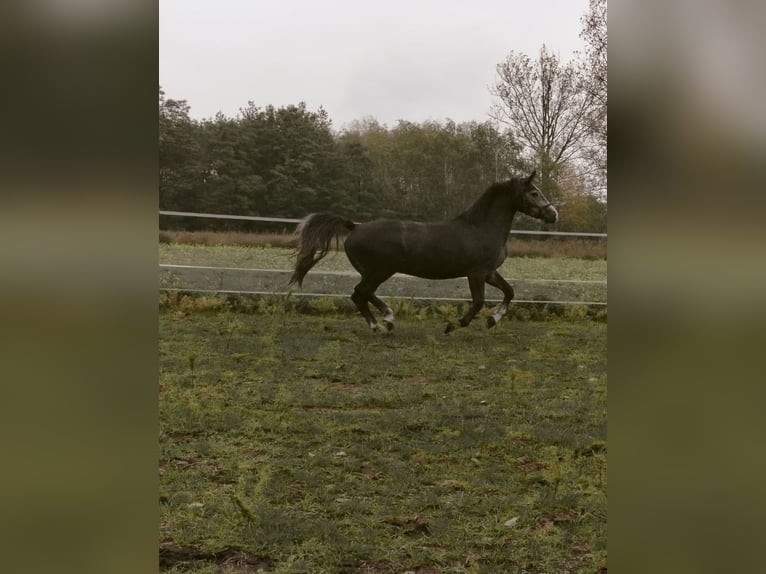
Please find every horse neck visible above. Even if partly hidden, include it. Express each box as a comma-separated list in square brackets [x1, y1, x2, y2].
[479, 192, 518, 238]
[487, 208, 517, 241]
[458, 190, 518, 241]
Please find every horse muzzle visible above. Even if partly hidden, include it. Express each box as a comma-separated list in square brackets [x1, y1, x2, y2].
[540, 204, 558, 224]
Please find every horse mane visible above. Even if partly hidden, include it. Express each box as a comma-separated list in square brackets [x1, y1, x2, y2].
[457, 179, 517, 224]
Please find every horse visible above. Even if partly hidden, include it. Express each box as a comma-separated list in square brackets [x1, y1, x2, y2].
[288, 171, 558, 333]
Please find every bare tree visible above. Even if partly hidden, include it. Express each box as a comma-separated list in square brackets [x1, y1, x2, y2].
[490, 46, 594, 199]
[580, 0, 607, 195]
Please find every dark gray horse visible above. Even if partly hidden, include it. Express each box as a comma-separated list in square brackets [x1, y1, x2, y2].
[289, 171, 558, 333]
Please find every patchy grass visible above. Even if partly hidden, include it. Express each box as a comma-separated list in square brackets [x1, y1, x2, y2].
[160, 304, 607, 573]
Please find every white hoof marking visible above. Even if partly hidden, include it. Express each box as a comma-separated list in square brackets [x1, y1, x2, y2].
[492, 304, 508, 324]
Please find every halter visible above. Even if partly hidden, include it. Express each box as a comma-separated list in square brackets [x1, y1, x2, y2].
[527, 184, 552, 212]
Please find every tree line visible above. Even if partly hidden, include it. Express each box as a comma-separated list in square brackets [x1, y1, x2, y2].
[160, 0, 606, 235]
[159, 96, 605, 233]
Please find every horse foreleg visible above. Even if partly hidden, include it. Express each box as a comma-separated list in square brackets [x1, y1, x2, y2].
[485, 270, 515, 328]
[446, 274, 485, 333]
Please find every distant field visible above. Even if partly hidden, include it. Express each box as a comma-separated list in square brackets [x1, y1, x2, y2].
[159, 229, 607, 260]
[159, 244, 608, 305]
[160, 309, 607, 572]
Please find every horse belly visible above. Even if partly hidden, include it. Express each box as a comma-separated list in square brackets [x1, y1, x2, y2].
[398, 235, 480, 279]
[344, 220, 493, 280]
[397, 252, 465, 279]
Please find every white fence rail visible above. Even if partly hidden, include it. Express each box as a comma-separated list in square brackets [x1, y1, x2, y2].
[158, 286, 607, 307]
[159, 265, 607, 306]
[159, 211, 608, 238]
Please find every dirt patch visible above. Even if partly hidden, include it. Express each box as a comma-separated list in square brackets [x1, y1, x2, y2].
[402, 375, 432, 385]
[159, 542, 273, 572]
[332, 382, 363, 395]
[345, 562, 441, 574]
[384, 514, 431, 536]
[515, 456, 548, 473]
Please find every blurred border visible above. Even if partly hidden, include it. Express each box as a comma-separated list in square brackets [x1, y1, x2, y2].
[2, 0, 765, 572]
[610, 0, 766, 572]
[0, 2, 158, 573]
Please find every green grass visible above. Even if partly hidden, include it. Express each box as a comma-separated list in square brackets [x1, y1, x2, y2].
[159, 244, 607, 282]
[160, 304, 607, 573]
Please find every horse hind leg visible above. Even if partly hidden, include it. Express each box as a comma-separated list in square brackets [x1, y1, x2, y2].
[369, 293, 394, 331]
[351, 285, 378, 330]
[351, 272, 393, 331]
[485, 270, 514, 329]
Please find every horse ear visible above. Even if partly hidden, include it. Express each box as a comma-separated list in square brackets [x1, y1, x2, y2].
[526, 171, 537, 185]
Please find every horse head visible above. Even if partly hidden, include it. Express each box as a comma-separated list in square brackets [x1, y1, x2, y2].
[518, 171, 558, 224]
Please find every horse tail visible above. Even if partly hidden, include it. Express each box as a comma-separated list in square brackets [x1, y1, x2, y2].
[288, 213, 356, 287]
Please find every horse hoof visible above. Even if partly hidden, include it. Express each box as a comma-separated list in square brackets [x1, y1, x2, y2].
[486, 316, 496, 329]
[444, 322, 456, 334]
[384, 320, 394, 331]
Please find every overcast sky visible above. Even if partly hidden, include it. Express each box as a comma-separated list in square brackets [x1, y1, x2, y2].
[160, 0, 588, 130]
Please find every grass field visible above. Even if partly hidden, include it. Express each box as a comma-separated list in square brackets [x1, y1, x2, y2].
[159, 303, 607, 573]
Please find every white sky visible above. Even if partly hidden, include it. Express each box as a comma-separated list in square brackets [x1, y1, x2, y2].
[160, 0, 588, 130]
